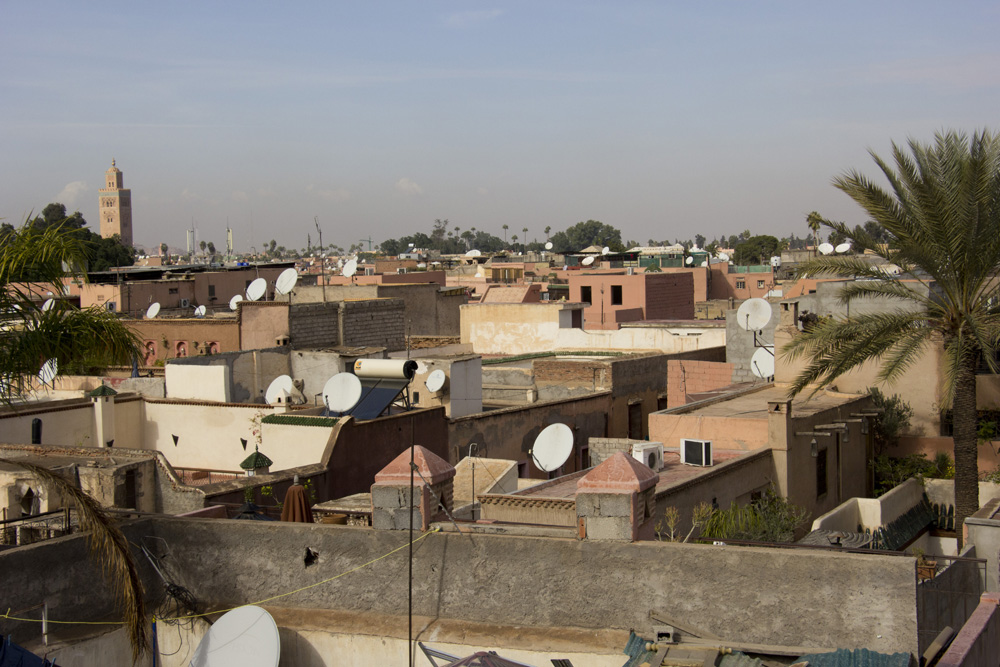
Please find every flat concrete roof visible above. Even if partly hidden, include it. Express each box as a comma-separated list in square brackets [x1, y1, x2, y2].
[675, 384, 863, 420]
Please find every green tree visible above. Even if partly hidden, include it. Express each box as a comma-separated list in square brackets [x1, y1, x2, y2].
[1, 223, 143, 401]
[207, 241, 216, 255]
[733, 234, 780, 265]
[784, 130, 1000, 545]
[502, 223, 509, 243]
[806, 211, 823, 248]
[199, 240, 207, 254]
[548, 220, 624, 253]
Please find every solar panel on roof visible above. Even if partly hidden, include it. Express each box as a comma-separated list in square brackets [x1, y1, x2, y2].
[347, 378, 410, 421]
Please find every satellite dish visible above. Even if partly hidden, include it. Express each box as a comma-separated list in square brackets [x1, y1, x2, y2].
[194, 305, 207, 318]
[417, 262, 427, 268]
[601, 246, 610, 255]
[425, 369, 446, 393]
[189, 605, 280, 667]
[246, 278, 267, 301]
[736, 298, 772, 331]
[700, 261, 708, 267]
[229, 295, 243, 311]
[38, 358, 58, 385]
[818, 243, 835, 255]
[581, 256, 595, 266]
[835, 242, 851, 254]
[275, 268, 298, 295]
[465, 249, 482, 258]
[145, 302, 161, 319]
[343, 259, 358, 277]
[265, 374, 295, 405]
[322, 372, 363, 413]
[530, 423, 574, 472]
[685, 256, 693, 265]
[41, 298, 55, 312]
[718, 252, 729, 262]
[545, 241, 553, 250]
[751, 346, 776, 379]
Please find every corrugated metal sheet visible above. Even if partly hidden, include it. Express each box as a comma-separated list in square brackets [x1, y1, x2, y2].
[795, 648, 911, 667]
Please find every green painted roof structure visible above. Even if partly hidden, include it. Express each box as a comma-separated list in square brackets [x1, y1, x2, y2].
[240, 446, 273, 470]
[88, 385, 118, 397]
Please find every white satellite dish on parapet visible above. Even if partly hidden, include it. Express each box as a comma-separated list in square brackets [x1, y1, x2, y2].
[751, 346, 776, 380]
[41, 298, 55, 312]
[530, 423, 574, 472]
[736, 298, 772, 331]
[145, 302, 161, 319]
[818, 243, 834, 255]
[425, 369, 446, 393]
[38, 359, 58, 385]
[465, 249, 482, 258]
[343, 259, 358, 277]
[194, 305, 207, 318]
[602, 246, 610, 255]
[189, 605, 280, 667]
[718, 252, 729, 262]
[323, 372, 363, 413]
[835, 242, 851, 254]
[265, 374, 295, 405]
[229, 295, 243, 311]
[685, 256, 693, 265]
[246, 278, 267, 301]
[700, 261, 708, 267]
[275, 268, 298, 295]
[545, 241, 553, 250]
[581, 256, 595, 266]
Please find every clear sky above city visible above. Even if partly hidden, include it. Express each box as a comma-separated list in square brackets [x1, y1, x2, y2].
[3, 2, 1000, 253]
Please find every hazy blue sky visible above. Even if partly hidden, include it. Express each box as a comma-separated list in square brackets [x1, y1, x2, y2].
[3, 2, 999, 252]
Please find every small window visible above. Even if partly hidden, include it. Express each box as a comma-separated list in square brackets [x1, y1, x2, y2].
[816, 447, 828, 498]
[580, 286, 592, 304]
[208, 285, 216, 297]
[611, 285, 623, 305]
[168, 288, 179, 295]
[757, 280, 765, 289]
[736, 279, 746, 290]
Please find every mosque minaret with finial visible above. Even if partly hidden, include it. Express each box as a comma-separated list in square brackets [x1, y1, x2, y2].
[98, 159, 133, 247]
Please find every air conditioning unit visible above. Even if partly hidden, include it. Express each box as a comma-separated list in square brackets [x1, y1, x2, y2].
[680, 438, 713, 467]
[105, 301, 116, 312]
[632, 442, 664, 471]
[180, 298, 191, 308]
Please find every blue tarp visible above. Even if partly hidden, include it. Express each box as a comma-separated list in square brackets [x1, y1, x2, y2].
[0, 636, 57, 667]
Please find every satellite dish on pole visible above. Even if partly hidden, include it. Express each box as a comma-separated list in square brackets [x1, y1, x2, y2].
[229, 294, 243, 311]
[736, 298, 772, 331]
[145, 302, 161, 319]
[835, 242, 851, 254]
[530, 423, 574, 472]
[818, 243, 835, 255]
[38, 359, 58, 385]
[323, 372, 363, 413]
[275, 268, 298, 295]
[194, 305, 207, 318]
[246, 278, 267, 301]
[343, 259, 358, 277]
[581, 256, 595, 267]
[265, 374, 295, 405]
[425, 369, 446, 393]
[545, 241, 553, 250]
[189, 605, 280, 667]
[41, 298, 55, 312]
[685, 256, 693, 265]
[751, 346, 776, 379]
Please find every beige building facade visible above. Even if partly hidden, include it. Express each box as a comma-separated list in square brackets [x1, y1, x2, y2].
[97, 159, 133, 247]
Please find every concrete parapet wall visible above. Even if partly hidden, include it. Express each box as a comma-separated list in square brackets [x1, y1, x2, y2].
[938, 593, 1000, 667]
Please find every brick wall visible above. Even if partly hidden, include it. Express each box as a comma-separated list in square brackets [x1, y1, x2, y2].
[588, 437, 646, 466]
[666, 359, 736, 408]
[534, 359, 612, 391]
[289, 302, 341, 348]
[644, 272, 695, 320]
[340, 298, 405, 350]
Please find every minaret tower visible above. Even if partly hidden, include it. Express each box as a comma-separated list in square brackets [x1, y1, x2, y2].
[98, 159, 133, 247]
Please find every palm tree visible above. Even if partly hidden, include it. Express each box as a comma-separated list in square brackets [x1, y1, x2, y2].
[806, 211, 823, 250]
[502, 224, 509, 243]
[1, 223, 142, 402]
[784, 130, 1000, 545]
[544, 225, 552, 240]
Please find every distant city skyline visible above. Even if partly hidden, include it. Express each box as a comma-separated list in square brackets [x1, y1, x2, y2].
[3, 2, 1000, 252]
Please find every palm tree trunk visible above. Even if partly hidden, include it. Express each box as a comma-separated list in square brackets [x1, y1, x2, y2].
[952, 352, 980, 550]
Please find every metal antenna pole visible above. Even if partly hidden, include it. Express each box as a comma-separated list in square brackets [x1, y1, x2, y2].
[315, 216, 326, 303]
[408, 429, 415, 667]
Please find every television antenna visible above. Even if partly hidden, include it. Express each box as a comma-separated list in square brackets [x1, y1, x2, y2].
[229, 294, 243, 311]
[39, 358, 58, 385]
[246, 277, 267, 301]
[322, 372, 363, 413]
[581, 256, 595, 266]
[145, 302, 161, 319]
[530, 423, 574, 472]
[751, 346, 776, 380]
[818, 242, 834, 255]
[194, 305, 207, 318]
[189, 605, 280, 667]
[425, 369, 446, 393]
[275, 268, 298, 295]
[264, 374, 295, 405]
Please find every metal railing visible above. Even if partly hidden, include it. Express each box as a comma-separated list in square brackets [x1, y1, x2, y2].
[0, 507, 74, 547]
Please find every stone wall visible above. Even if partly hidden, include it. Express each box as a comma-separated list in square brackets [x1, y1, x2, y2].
[588, 437, 646, 467]
[339, 299, 405, 350]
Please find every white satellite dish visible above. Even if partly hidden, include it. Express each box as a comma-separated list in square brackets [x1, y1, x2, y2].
[751, 346, 776, 379]
[530, 423, 574, 472]
[145, 302, 161, 319]
[545, 241, 553, 250]
[275, 268, 298, 295]
[194, 305, 207, 318]
[736, 298, 772, 331]
[465, 249, 482, 258]
[601, 246, 610, 255]
[38, 358, 58, 384]
[425, 369, 446, 393]
[41, 298, 55, 312]
[343, 259, 358, 277]
[581, 256, 595, 266]
[229, 294, 243, 311]
[264, 374, 295, 405]
[700, 261, 708, 267]
[246, 277, 267, 301]
[323, 372, 363, 413]
[189, 605, 280, 667]
[685, 256, 693, 265]
[718, 252, 729, 262]
[417, 262, 427, 268]
[818, 243, 835, 255]
[835, 242, 852, 254]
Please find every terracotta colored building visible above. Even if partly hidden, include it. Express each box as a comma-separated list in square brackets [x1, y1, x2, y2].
[568, 271, 695, 330]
